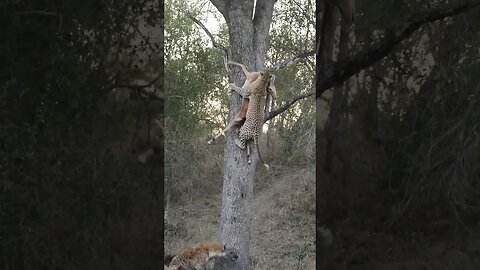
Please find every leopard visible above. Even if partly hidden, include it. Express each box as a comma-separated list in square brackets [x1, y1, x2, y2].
[208, 61, 276, 144]
[229, 68, 274, 169]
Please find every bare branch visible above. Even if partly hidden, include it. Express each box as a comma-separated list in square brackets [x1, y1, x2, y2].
[186, 13, 230, 73]
[134, 26, 160, 52]
[16, 10, 57, 16]
[317, 0, 480, 98]
[264, 90, 314, 122]
[186, 13, 226, 51]
[112, 73, 163, 101]
[15, 10, 63, 30]
[272, 50, 316, 70]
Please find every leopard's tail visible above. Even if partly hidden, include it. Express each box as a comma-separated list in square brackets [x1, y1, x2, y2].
[255, 139, 269, 170]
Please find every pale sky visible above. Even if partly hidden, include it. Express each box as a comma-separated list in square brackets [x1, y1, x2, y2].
[202, 1, 222, 36]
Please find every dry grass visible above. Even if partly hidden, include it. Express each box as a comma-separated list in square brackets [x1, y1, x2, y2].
[164, 136, 316, 269]
[250, 166, 315, 270]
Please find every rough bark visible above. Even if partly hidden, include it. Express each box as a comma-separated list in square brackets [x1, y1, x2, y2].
[324, 20, 351, 174]
[316, 0, 339, 232]
[212, 1, 275, 269]
[320, 28, 351, 270]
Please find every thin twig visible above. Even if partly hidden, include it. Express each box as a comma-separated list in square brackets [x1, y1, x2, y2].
[185, 13, 230, 73]
[272, 50, 316, 70]
[15, 10, 63, 30]
[112, 72, 163, 101]
[134, 26, 160, 52]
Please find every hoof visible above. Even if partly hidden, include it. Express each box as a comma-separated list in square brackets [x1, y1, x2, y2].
[264, 164, 270, 170]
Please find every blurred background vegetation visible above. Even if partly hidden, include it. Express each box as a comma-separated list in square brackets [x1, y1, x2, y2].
[0, 1, 163, 269]
[317, 0, 480, 268]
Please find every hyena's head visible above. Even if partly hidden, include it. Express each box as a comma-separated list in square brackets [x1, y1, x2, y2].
[208, 244, 239, 261]
[224, 246, 239, 261]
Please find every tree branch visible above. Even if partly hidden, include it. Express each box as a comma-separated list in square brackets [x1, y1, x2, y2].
[186, 13, 226, 51]
[15, 10, 58, 16]
[272, 50, 316, 70]
[264, 90, 315, 122]
[15, 10, 63, 30]
[317, 0, 480, 98]
[186, 13, 230, 73]
[112, 73, 163, 101]
[134, 26, 160, 52]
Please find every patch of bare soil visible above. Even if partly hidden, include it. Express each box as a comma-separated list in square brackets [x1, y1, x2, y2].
[164, 164, 316, 269]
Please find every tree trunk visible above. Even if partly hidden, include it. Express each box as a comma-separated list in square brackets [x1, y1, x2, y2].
[316, 0, 339, 231]
[210, 1, 275, 269]
[324, 20, 351, 174]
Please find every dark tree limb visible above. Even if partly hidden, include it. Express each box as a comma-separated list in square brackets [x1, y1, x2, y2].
[15, 10, 63, 30]
[316, 0, 338, 109]
[264, 90, 315, 122]
[324, 18, 352, 174]
[111, 72, 163, 101]
[15, 10, 58, 16]
[186, 13, 230, 73]
[272, 50, 316, 70]
[317, 0, 480, 98]
[186, 13, 227, 51]
[134, 26, 160, 52]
